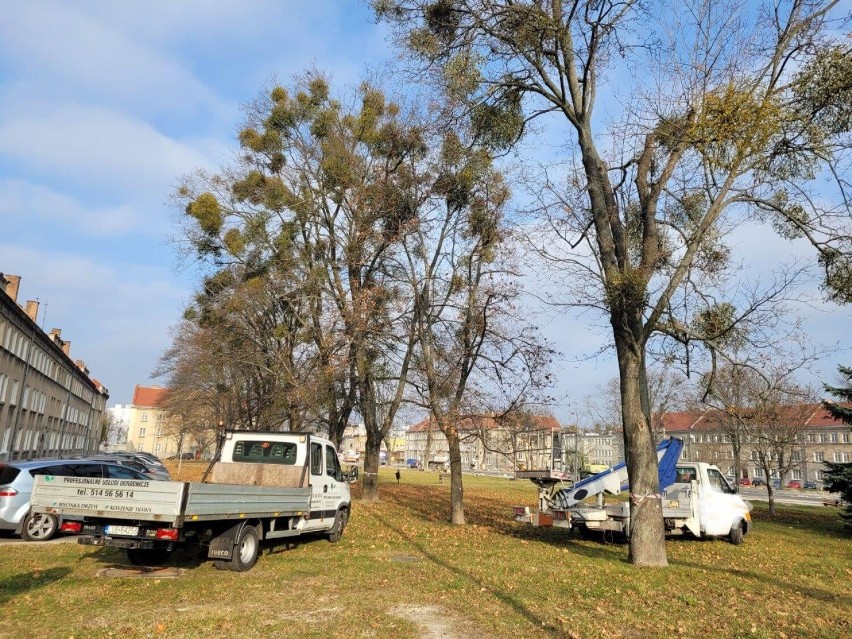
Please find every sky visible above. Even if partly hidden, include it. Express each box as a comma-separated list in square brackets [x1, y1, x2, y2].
[1, 1, 849, 425]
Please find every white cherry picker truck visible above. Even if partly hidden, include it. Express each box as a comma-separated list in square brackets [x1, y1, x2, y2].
[513, 437, 752, 544]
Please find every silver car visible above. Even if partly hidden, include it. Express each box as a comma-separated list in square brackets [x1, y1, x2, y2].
[0, 459, 154, 541]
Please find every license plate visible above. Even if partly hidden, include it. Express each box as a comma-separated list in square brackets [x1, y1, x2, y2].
[105, 525, 139, 537]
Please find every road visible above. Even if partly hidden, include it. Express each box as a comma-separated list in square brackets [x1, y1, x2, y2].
[737, 487, 834, 507]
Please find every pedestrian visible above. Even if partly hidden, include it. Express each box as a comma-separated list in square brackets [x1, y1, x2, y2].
[395, 469, 401, 484]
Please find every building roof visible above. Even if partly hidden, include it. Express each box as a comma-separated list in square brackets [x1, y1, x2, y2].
[132, 385, 168, 408]
[662, 403, 851, 433]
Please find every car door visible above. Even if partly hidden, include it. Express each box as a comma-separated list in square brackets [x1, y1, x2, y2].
[305, 442, 329, 530]
[702, 467, 738, 536]
[324, 445, 346, 512]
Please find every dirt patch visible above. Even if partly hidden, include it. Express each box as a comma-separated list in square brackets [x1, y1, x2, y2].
[390, 604, 478, 639]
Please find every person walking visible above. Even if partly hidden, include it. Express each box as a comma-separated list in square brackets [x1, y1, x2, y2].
[395, 469, 401, 484]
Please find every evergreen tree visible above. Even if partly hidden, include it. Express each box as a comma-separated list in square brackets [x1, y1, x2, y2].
[822, 365, 852, 532]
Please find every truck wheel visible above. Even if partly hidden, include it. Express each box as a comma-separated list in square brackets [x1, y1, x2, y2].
[126, 548, 171, 566]
[213, 560, 230, 571]
[327, 510, 347, 543]
[21, 512, 58, 541]
[229, 526, 260, 572]
[729, 522, 745, 545]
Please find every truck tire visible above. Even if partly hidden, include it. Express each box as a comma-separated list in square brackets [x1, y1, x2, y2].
[327, 509, 347, 543]
[126, 548, 171, 566]
[729, 522, 745, 545]
[229, 525, 260, 572]
[21, 512, 58, 541]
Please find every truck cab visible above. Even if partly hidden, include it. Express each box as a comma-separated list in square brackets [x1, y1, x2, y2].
[664, 462, 752, 543]
[216, 431, 351, 536]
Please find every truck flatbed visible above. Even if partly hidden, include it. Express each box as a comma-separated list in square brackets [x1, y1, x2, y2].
[31, 476, 311, 527]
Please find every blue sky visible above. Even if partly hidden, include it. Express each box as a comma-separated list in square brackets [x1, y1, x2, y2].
[1, 1, 849, 422]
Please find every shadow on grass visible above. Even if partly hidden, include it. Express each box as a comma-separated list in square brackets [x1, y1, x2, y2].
[367, 508, 571, 636]
[667, 554, 851, 606]
[77, 534, 320, 571]
[0, 567, 71, 604]
[376, 481, 851, 606]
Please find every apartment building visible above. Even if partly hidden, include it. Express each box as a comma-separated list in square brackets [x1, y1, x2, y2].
[122, 385, 180, 458]
[405, 414, 562, 473]
[662, 404, 852, 485]
[0, 273, 109, 461]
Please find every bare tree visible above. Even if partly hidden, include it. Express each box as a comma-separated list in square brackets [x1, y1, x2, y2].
[377, 0, 851, 565]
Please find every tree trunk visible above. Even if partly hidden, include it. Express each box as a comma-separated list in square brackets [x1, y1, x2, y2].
[360, 371, 381, 502]
[616, 335, 668, 567]
[445, 423, 466, 525]
[362, 428, 380, 502]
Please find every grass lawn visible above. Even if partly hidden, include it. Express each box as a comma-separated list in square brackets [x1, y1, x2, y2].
[0, 464, 849, 639]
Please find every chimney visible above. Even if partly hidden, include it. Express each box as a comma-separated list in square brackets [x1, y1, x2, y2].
[4, 274, 21, 302]
[62, 341, 71, 356]
[75, 360, 89, 375]
[24, 300, 39, 322]
[50, 328, 62, 339]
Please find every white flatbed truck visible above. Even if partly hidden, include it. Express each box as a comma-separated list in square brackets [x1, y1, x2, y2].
[513, 438, 753, 544]
[29, 431, 351, 571]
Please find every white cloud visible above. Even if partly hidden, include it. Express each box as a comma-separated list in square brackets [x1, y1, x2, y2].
[0, 178, 142, 237]
[0, 104, 214, 195]
[0, 2, 227, 120]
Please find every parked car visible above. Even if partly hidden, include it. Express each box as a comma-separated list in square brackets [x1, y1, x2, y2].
[786, 480, 802, 489]
[751, 477, 766, 486]
[80, 455, 171, 480]
[739, 478, 752, 487]
[803, 481, 819, 490]
[771, 479, 781, 488]
[109, 452, 168, 471]
[167, 452, 196, 460]
[1, 459, 157, 541]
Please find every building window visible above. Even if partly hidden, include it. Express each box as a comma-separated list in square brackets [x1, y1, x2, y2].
[139, 427, 146, 438]
[835, 452, 850, 463]
[791, 451, 801, 462]
[814, 452, 824, 462]
[141, 413, 148, 422]
[791, 470, 802, 480]
[814, 470, 822, 481]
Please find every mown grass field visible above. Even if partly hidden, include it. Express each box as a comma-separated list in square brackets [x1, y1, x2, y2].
[1, 463, 849, 639]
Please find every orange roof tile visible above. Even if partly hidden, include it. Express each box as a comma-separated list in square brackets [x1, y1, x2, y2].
[132, 385, 168, 408]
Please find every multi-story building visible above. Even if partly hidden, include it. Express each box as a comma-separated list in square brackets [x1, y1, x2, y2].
[662, 404, 852, 486]
[122, 385, 181, 458]
[562, 430, 624, 473]
[0, 273, 109, 461]
[405, 414, 562, 473]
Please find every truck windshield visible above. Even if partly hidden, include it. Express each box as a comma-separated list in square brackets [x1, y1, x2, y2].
[232, 440, 298, 465]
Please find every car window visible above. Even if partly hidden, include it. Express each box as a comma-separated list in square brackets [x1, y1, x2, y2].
[231, 440, 299, 465]
[311, 443, 323, 476]
[64, 463, 104, 478]
[326, 445, 342, 481]
[0, 465, 22, 484]
[707, 468, 735, 494]
[105, 465, 146, 480]
[30, 464, 73, 477]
